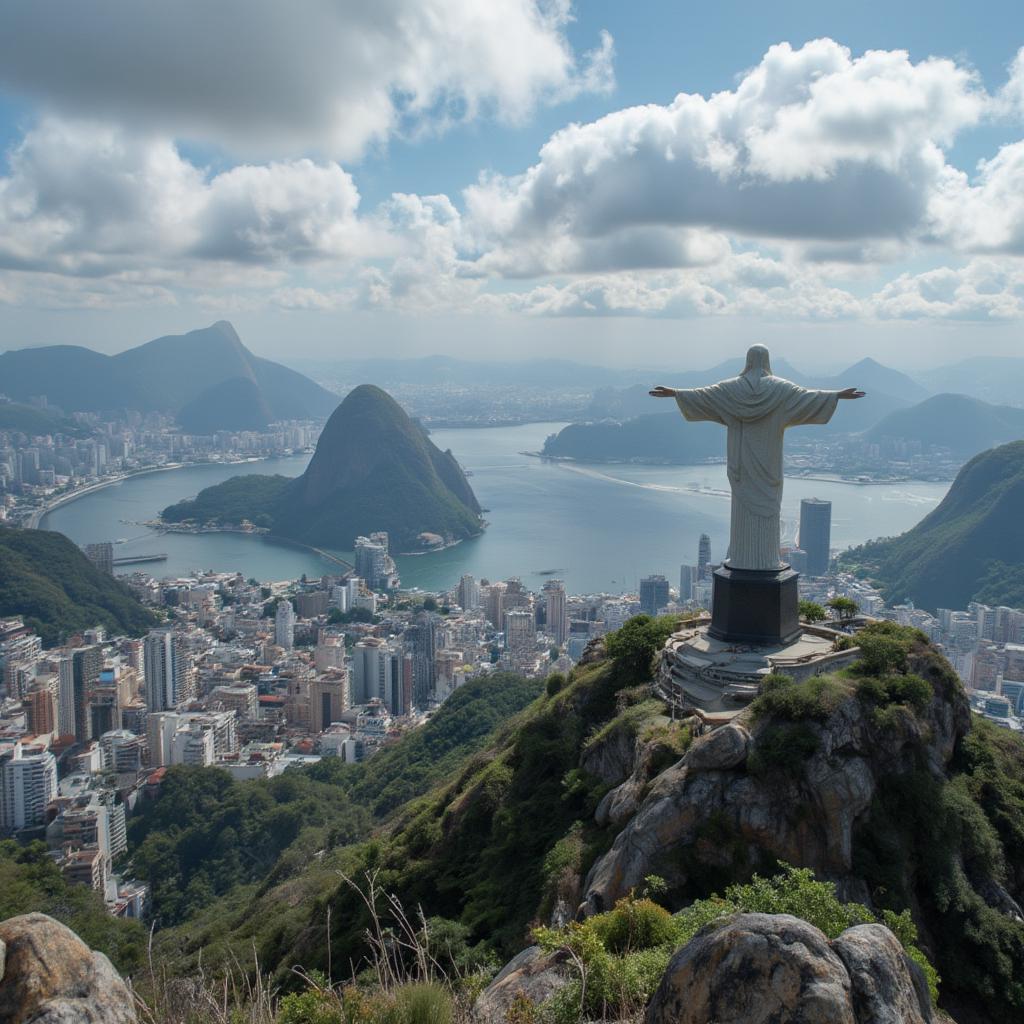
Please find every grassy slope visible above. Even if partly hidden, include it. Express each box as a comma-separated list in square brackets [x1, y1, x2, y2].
[839, 441, 1024, 610]
[0, 526, 159, 645]
[150, 622, 1024, 1022]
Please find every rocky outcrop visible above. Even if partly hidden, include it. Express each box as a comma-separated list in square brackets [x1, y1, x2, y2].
[832, 924, 932, 1024]
[684, 721, 749, 772]
[473, 946, 572, 1022]
[646, 913, 931, 1024]
[585, 651, 971, 913]
[0, 913, 136, 1023]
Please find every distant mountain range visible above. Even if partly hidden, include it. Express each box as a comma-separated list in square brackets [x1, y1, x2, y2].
[0, 527, 159, 645]
[839, 441, 1024, 611]
[162, 385, 484, 552]
[0, 321, 337, 432]
[543, 355, 1024, 465]
[866, 394, 1024, 456]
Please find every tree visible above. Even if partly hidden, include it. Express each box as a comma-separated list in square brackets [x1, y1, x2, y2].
[422, 596, 439, 612]
[799, 600, 827, 623]
[827, 596, 859, 621]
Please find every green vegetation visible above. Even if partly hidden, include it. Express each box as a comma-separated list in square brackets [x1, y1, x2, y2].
[0, 525, 159, 645]
[839, 440, 1024, 611]
[533, 865, 936, 1022]
[541, 413, 724, 465]
[130, 673, 542, 927]
[601, 614, 678, 679]
[126, 617, 1023, 1022]
[161, 385, 483, 551]
[826, 595, 858, 620]
[0, 840, 145, 974]
[798, 600, 826, 623]
[161, 474, 292, 528]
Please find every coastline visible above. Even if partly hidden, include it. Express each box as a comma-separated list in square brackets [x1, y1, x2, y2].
[30, 454, 308, 531]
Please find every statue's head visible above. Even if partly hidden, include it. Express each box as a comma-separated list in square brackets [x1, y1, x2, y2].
[743, 344, 773, 378]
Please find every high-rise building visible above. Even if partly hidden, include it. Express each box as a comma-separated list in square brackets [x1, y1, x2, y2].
[504, 609, 536, 654]
[310, 675, 348, 733]
[275, 600, 296, 651]
[679, 565, 697, 603]
[24, 687, 55, 735]
[543, 580, 568, 647]
[639, 575, 670, 617]
[71, 646, 101, 742]
[698, 535, 711, 579]
[799, 498, 832, 577]
[406, 613, 439, 707]
[1, 744, 57, 833]
[84, 542, 114, 575]
[457, 574, 481, 612]
[143, 631, 190, 712]
[353, 534, 399, 591]
[485, 582, 507, 629]
[351, 638, 395, 707]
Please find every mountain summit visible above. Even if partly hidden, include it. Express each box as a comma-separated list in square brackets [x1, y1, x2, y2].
[277, 385, 483, 550]
[162, 385, 483, 552]
[0, 321, 337, 431]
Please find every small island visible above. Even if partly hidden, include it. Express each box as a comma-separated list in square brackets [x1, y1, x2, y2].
[159, 385, 484, 554]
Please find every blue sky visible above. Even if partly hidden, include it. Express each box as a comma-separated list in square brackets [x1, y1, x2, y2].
[0, 1, 1023, 372]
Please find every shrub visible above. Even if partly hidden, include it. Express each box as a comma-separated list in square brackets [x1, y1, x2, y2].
[856, 673, 933, 715]
[590, 897, 677, 954]
[389, 983, 454, 1024]
[277, 988, 342, 1024]
[799, 600, 827, 623]
[750, 675, 848, 722]
[856, 633, 910, 676]
[748, 722, 820, 777]
[603, 615, 678, 679]
[546, 673, 567, 697]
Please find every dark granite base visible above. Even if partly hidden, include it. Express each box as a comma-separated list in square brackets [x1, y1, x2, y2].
[708, 563, 801, 646]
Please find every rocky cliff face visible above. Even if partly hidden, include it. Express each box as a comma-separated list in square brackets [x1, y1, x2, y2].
[584, 647, 970, 914]
[0, 913, 136, 1023]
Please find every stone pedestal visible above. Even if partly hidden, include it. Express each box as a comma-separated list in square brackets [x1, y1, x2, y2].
[709, 563, 800, 647]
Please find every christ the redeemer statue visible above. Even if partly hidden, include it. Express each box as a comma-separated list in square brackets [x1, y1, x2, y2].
[651, 345, 864, 572]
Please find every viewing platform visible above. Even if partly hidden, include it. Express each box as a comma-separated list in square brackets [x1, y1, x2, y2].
[655, 616, 860, 722]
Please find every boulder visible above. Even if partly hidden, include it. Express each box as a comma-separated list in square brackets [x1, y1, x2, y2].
[473, 945, 572, 1022]
[0, 913, 136, 1024]
[684, 722, 750, 772]
[831, 924, 932, 1024]
[646, 913, 856, 1024]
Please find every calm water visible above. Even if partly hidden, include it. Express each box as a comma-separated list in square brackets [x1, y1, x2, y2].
[42, 423, 950, 593]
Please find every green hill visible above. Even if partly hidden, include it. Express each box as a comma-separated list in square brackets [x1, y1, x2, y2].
[865, 393, 1024, 455]
[139, 619, 1024, 1022]
[0, 526, 159, 645]
[161, 385, 484, 552]
[0, 322, 337, 430]
[839, 441, 1024, 610]
[543, 412, 725, 463]
[176, 376, 275, 434]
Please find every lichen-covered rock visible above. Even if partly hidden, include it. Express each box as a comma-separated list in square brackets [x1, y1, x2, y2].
[684, 722, 749, 772]
[0, 913, 136, 1024]
[646, 913, 856, 1024]
[473, 945, 572, 1022]
[832, 924, 932, 1024]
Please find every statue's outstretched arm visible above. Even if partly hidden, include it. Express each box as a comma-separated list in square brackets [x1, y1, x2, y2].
[649, 385, 677, 398]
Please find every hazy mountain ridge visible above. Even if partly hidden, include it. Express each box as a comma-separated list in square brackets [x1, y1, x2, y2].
[839, 440, 1024, 610]
[161, 385, 484, 551]
[866, 393, 1024, 455]
[0, 322, 337, 431]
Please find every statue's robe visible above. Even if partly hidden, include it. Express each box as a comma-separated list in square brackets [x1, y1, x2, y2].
[675, 376, 839, 570]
